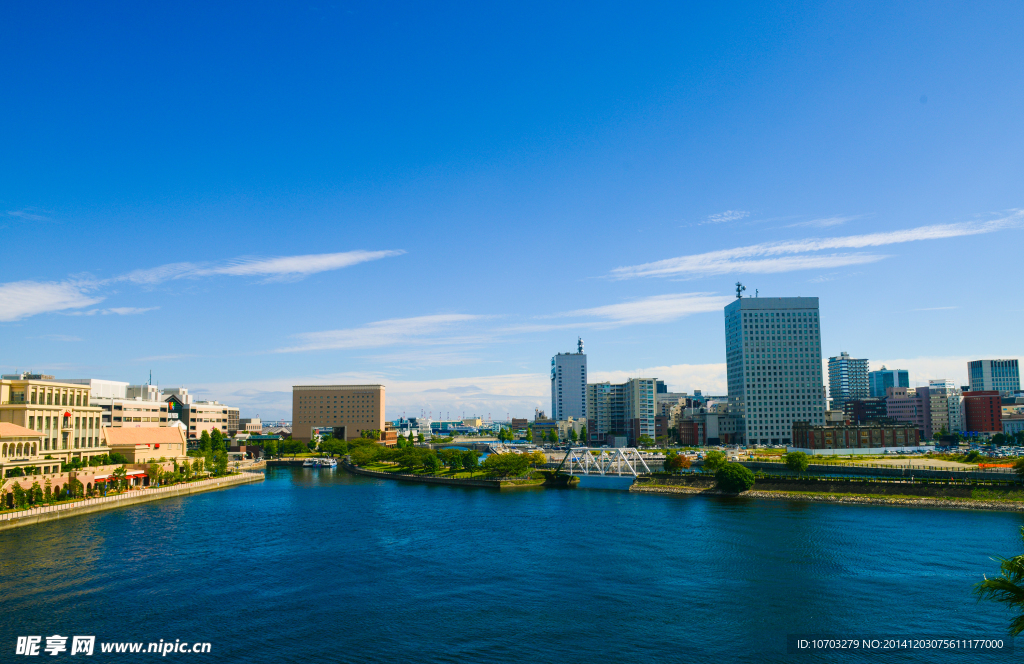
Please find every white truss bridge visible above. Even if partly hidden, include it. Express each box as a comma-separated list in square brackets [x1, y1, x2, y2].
[558, 447, 652, 477]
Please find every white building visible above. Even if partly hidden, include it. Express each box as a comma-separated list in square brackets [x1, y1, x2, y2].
[725, 294, 827, 446]
[551, 338, 587, 421]
[586, 377, 656, 445]
[63, 378, 129, 400]
[827, 351, 869, 410]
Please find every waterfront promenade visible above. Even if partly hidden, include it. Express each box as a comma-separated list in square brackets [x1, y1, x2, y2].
[0, 471, 264, 531]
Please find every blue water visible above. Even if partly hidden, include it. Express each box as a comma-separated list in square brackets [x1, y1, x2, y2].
[1, 466, 1022, 663]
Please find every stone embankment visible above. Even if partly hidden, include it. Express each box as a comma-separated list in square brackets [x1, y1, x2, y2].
[630, 482, 1024, 512]
[0, 472, 265, 532]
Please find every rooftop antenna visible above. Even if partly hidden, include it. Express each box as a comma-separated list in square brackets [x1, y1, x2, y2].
[578, 337, 584, 354]
[755, 289, 759, 297]
[735, 282, 746, 299]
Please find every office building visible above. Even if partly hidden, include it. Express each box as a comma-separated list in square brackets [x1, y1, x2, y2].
[928, 379, 963, 435]
[551, 339, 587, 421]
[725, 295, 827, 446]
[586, 377, 656, 445]
[292, 384, 386, 443]
[674, 406, 744, 447]
[843, 398, 888, 424]
[828, 352, 869, 410]
[64, 378, 130, 400]
[885, 386, 931, 439]
[165, 395, 239, 441]
[868, 366, 909, 398]
[968, 360, 1020, 395]
[963, 391, 1002, 434]
[791, 420, 924, 454]
[239, 417, 262, 433]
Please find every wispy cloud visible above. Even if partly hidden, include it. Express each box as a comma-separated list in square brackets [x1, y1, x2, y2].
[0, 281, 104, 322]
[121, 250, 404, 285]
[612, 210, 1024, 279]
[35, 334, 83, 342]
[560, 293, 734, 324]
[702, 210, 749, 225]
[0, 249, 404, 321]
[66, 306, 160, 316]
[786, 215, 862, 228]
[276, 314, 484, 353]
[6, 208, 50, 221]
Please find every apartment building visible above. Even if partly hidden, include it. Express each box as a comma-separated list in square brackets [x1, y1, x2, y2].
[963, 391, 1002, 434]
[828, 352, 869, 410]
[885, 386, 931, 439]
[725, 295, 827, 446]
[585, 378, 656, 445]
[928, 379, 963, 435]
[166, 396, 239, 440]
[292, 384, 386, 443]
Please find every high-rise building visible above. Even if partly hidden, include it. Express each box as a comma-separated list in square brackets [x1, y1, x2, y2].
[828, 352, 869, 410]
[725, 295, 827, 446]
[868, 366, 909, 398]
[292, 384, 386, 443]
[968, 360, 1020, 395]
[551, 338, 587, 421]
[586, 377, 656, 445]
[843, 398, 888, 424]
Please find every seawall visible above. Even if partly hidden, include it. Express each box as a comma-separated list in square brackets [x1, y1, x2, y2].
[0, 472, 265, 532]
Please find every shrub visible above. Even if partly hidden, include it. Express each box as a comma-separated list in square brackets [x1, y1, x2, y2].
[716, 463, 755, 493]
[703, 450, 728, 473]
[784, 451, 810, 473]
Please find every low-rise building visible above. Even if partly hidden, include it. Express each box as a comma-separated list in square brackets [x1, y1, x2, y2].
[790, 420, 925, 455]
[843, 398, 887, 424]
[674, 407, 744, 447]
[239, 417, 262, 433]
[103, 426, 190, 464]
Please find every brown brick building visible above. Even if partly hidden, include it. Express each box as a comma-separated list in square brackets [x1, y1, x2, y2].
[963, 391, 1002, 434]
[791, 421, 921, 451]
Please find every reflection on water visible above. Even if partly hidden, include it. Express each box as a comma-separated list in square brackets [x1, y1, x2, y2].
[1, 467, 1022, 663]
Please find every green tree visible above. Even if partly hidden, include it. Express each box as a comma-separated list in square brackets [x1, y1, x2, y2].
[638, 434, 654, 448]
[30, 482, 42, 504]
[210, 428, 226, 452]
[482, 453, 530, 478]
[784, 451, 810, 473]
[525, 428, 533, 443]
[199, 430, 212, 453]
[716, 463, 755, 493]
[423, 452, 441, 474]
[397, 434, 406, 446]
[212, 450, 228, 476]
[112, 466, 128, 492]
[463, 450, 479, 476]
[964, 450, 982, 463]
[12, 483, 27, 508]
[703, 450, 728, 473]
[448, 453, 463, 473]
[417, 432, 425, 443]
[1014, 458, 1024, 479]
[109, 452, 128, 465]
[975, 527, 1024, 635]
[263, 439, 279, 458]
[664, 452, 691, 473]
[349, 445, 378, 466]
[569, 429, 578, 444]
[579, 425, 588, 445]
[147, 463, 163, 487]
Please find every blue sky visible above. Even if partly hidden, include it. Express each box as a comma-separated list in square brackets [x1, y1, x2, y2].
[1, 0, 1022, 420]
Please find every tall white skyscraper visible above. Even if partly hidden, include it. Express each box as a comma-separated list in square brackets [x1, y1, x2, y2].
[725, 295, 827, 445]
[551, 338, 587, 421]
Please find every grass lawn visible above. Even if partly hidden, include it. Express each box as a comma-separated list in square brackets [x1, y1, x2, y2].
[360, 461, 546, 482]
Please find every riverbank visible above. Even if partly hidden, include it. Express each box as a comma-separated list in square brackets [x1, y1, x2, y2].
[630, 482, 1024, 512]
[0, 472, 265, 532]
[342, 460, 574, 489]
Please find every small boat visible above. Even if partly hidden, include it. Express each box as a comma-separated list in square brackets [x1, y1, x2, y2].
[317, 457, 337, 468]
[302, 458, 317, 467]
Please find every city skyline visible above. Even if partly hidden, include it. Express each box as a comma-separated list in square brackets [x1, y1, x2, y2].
[2, 1, 1022, 419]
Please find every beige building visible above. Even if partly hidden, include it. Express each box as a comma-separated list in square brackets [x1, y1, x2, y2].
[292, 384, 385, 442]
[0, 377, 107, 461]
[103, 426, 190, 464]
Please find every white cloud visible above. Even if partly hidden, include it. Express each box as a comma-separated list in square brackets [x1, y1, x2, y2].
[702, 210, 749, 224]
[6, 208, 50, 221]
[560, 293, 734, 324]
[787, 215, 861, 228]
[276, 314, 484, 352]
[590, 363, 728, 395]
[0, 281, 103, 321]
[612, 210, 1024, 279]
[121, 250, 404, 284]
